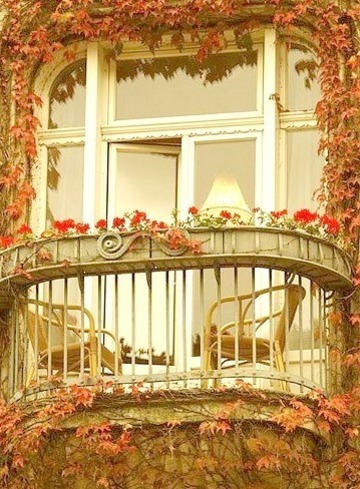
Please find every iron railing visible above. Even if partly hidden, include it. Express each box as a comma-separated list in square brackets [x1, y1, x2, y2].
[0, 228, 352, 399]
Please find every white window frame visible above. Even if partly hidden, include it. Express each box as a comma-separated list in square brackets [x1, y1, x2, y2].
[107, 143, 181, 222]
[33, 30, 321, 232]
[33, 34, 269, 231]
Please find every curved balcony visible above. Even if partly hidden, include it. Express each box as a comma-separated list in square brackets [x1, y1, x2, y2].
[0, 227, 352, 400]
[0, 226, 352, 291]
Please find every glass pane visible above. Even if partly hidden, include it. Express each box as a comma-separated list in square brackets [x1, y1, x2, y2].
[287, 49, 321, 111]
[287, 130, 324, 212]
[194, 139, 256, 210]
[113, 147, 178, 221]
[108, 146, 179, 372]
[192, 139, 256, 348]
[47, 145, 84, 224]
[115, 51, 258, 119]
[49, 60, 86, 129]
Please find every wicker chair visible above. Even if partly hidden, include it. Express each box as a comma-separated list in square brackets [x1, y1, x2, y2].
[203, 284, 306, 379]
[22, 299, 122, 382]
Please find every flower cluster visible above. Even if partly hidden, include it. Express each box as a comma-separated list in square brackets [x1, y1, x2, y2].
[95, 212, 200, 254]
[0, 236, 15, 249]
[94, 212, 169, 234]
[257, 208, 341, 238]
[51, 219, 90, 235]
[185, 206, 344, 247]
[0, 207, 343, 252]
[184, 206, 251, 229]
[158, 228, 202, 255]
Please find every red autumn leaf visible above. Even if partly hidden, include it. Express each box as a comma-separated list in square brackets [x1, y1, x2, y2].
[256, 454, 280, 470]
[12, 454, 24, 469]
[167, 419, 181, 429]
[199, 419, 232, 436]
[37, 249, 52, 262]
[96, 477, 110, 488]
[350, 315, 360, 327]
[345, 427, 359, 438]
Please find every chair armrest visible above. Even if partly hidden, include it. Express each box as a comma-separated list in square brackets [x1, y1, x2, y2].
[66, 325, 118, 342]
[205, 284, 290, 327]
[36, 302, 96, 339]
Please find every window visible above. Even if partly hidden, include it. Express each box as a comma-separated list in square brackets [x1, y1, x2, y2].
[34, 33, 323, 229]
[32, 33, 324, 371]
[115, 52, 258, 119]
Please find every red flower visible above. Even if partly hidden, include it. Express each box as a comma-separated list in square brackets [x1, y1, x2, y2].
[188, 206, 199, 215]
[270, 209, 288, 219]
[112, 217, 125, 229]
[53, 219, 76, 233]
[95, 219, 107, 230]
[320, 215, 340, 235]
[17, 224, 33, 235]
[220, 210, 232, 220]
[150, 220, 168, 231]
[293, 209, 318, 224]
[75, 222, 90, 234]
[0, 236, 15, 249]
[63, 219, 76, 229]
[157, 221, 168, 230]
[130, 211, 148, 227]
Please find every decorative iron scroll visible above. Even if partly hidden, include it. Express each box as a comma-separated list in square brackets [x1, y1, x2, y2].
[97, 231, 125, 259]
[97, 229, 191, 260]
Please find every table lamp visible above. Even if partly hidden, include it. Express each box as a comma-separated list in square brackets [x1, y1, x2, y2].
[200, 174, 252, 223]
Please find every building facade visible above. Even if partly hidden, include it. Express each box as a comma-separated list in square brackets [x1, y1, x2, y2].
[0, 1, 359, 487]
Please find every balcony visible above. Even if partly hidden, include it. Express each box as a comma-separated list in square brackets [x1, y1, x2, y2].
[0, 226, 352, 400]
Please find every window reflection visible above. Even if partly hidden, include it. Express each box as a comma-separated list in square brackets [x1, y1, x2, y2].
[287, 48, 321, 111]
[194, 139, 256, 210]
[47, 145, 84, 224]
[287, 130, 324, 212]
[116, 51, 258, 119]
[112, 145, 179, 220]
[49, 60, 86, 129]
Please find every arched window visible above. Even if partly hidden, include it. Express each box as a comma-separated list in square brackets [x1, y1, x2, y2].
[48, 59, 86, 129]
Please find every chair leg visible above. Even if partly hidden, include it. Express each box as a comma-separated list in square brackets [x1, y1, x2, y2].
[274, 344, 290, 392]
[201, 351, 218, 389]
[26, 362, 35, 387]
[201, 332, 212, 388]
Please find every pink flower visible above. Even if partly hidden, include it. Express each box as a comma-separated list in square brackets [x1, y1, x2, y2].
[166, 229, 187, 250]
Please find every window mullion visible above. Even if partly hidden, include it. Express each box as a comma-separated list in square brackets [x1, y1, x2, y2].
[178, 136, 195, 219]
[83, 43, 103, 224]
[262, 29, 277, 211]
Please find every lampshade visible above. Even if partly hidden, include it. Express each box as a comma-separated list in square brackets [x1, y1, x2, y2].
[200, 174, 252, 223]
